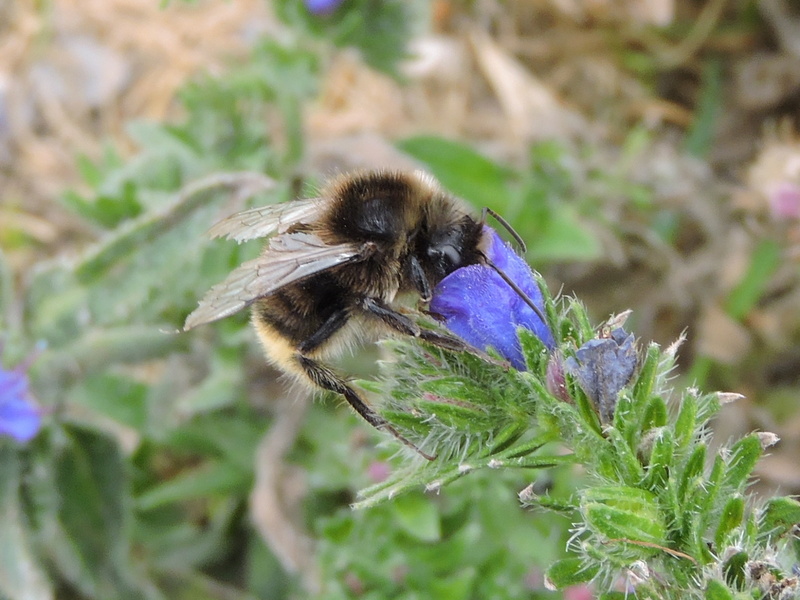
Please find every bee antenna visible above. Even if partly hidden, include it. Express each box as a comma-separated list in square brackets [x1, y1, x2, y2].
[481, 207, 527, 254]
[481, 254, 547, 325]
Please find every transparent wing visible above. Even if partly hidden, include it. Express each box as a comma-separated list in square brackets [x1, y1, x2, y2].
[208, 197, 323, 243]
[184, 233, 364, 330]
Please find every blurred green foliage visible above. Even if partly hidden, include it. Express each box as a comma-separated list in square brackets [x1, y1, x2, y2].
[1, 2, 798, 600]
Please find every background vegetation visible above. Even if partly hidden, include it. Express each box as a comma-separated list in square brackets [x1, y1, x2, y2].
[2, 0, 800, 598]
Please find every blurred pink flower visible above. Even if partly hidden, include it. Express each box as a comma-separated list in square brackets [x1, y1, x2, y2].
[768, 182, 800, 220]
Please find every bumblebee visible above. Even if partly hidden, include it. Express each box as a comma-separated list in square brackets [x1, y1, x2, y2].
[185, 170, 541, 459]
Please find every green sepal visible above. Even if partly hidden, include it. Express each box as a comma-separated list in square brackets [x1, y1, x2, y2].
[674, 392, 698, 450]
[518, 327, 550, 374]
[705, 579, 735, 600]
[522, 492, 576, 514]
[678, 443, 706, 505]
[612, 389, 637, 440]
[479, 420, 529, 457]
[722, 550, 748, 591]
[641, 427, 673, 491]
[632, 342, 660, 403]
[640, 395, 668, 432]
[605, 426, 645, 483]
[581, 486, 666, 548]
[415, 397, 492, 431]
[761, 496, 800, 539]
[567, 299, 594, 340]
[699, 455, 725, 516]
[418, 376, 490, 405]
[380, 409, 430, 435]
[715, 495, 744, 549]
[545, 558, 600, 589]
[722, 434, 762, 492]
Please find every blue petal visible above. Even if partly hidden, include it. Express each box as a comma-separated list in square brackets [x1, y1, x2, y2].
[0, 366, 42, 443]
[430, 227, 554, 370]
[0, 368, 28, 398]
[304, 0, 344, 14]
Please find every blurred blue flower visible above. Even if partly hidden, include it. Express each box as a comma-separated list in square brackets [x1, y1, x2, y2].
[0, 354, 43, 443]
[305, 0, 345, 15]
[430, 227, 554, 370]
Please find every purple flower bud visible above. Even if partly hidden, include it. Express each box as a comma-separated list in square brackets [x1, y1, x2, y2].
[430, 227, 554, 370]
[545, 353, 572, 403]
[0, 353, 43, 443]
[304, 0, 345, 15]
[564, 328, 637, 424]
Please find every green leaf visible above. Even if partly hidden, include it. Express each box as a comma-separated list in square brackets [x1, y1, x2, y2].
[685, 58, 723, 158]
[545, 558, 599, 589]
[76, 153, 104, 188]
[397, 136, 512, 209]
[0, 249, 13, 327]
[0, 446, 53, 600]
[166, 413, 263, 472]
[525, 206, 601, 261]
[391, 493, 441, 542]
[429, 568, 476, 600]
[32, 326, 186, 397]
[136, 462, 251, 511]
[724, 238, 782, 321]
[49, 425, 145, 598]
[61, 183, 142, 229]
[68, 373, 148, 431]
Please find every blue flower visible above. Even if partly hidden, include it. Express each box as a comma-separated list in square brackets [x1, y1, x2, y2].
[430, 227, 554, 370]
[0, 355, 43, 443]
[304, 0, 344, 15]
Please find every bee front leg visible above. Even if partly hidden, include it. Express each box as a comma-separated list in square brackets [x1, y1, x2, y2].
[360, 297, 509, 368]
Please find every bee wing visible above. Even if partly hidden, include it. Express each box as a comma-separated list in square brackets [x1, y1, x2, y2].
[208, 197, 323, 242]
[183, 232, 364, 331]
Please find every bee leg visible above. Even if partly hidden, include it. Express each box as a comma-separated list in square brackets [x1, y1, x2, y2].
[296, 310, 435, 461]
[360, 297, 509, 368]
[294, 356, 434, 460]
